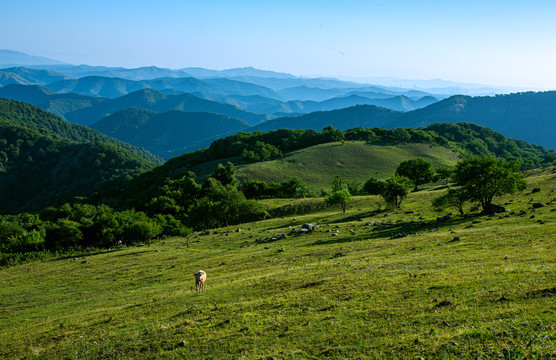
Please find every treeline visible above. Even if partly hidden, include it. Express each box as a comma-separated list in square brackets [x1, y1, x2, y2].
[0, 162, 270, 266]
[0, 204, 189, 267]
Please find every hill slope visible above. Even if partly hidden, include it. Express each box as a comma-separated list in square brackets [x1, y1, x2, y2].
[46, 75, 282, 100]
[0, 67, 73, 85]
[91, 108, 250, 159]
[264, 94, 438, 114]
[232, 142, 459, 190]
[0, 171, 554, 358]
[0, 119, 155, 214]
[251, 105, 400, 132]
[0, 98, 161, 163]
[397, 92, 556, 150]
[63, 89, 268, 126]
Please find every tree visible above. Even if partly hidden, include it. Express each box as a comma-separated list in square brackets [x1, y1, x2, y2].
[434, 167, 454, 184]
[396, 158, 435, 191]
[241, 141, 282, 162]
[380, 176, 413, 209]
[45, 219, 82, 249]
[432, 189, 469, 215]
[124, 220, 163, 246]
[210, 162, 238, 187]
[362, 177, 386, 195]
[326, 188, 352, 213]
[452, 157, 527, 212]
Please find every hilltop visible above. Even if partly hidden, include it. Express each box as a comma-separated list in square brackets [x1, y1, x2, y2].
[232, 142, 459, 191]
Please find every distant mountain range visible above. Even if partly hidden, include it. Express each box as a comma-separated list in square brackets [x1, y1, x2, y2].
[0, 50, 68, 66]
[251, 92, 556, 150]
[0, 85, 269, 126]
[91, 108, 249, 159]
[1, 50, 556, 155]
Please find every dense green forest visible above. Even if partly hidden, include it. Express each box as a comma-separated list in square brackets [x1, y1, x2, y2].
[0, 98, 162, 163]
[0, 118, 155, 214]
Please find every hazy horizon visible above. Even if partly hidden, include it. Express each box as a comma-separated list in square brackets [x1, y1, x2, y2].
[2, 1, 556, 89]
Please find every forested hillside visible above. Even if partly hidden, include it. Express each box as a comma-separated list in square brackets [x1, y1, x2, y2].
[0, 119, 155, 214]
[91, 108, 250, 159]
[0, 98, 161, 163]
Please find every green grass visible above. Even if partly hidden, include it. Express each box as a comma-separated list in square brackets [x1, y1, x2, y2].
[1, 172, 555, 359]
[234, 142, 460, 191]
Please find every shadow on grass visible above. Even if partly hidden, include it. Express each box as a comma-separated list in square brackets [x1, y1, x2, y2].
[306, 213, 481, 247]
[54, 248, 125, 262]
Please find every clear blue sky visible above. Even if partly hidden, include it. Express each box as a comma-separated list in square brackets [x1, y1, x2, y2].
[2, 0, 556, 88]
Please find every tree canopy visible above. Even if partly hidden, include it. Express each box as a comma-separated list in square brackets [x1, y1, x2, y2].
[452, 157, 527, 212]
[395, 158, 435, 190]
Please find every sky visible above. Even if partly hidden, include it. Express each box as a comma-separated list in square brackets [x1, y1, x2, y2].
[2, 0, 556, 89]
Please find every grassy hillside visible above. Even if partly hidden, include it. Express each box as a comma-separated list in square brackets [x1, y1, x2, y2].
[0, 170, 554, 359]
[229, 142, 460, 191]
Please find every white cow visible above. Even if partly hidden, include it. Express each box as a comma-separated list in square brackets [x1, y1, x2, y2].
[194, 270, 206, 291]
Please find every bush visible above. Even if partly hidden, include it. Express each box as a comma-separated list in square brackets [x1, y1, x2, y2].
[45, 219, 83, 250]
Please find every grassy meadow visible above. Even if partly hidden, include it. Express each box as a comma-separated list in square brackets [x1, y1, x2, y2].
[193, 142, 460, 191]
[0, 170, 555, 359]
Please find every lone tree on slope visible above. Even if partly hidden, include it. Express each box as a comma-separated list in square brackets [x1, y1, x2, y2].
[452, 157, 527, 213]
[396, 158, 435, 191]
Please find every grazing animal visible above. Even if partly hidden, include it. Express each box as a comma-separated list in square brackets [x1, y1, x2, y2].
[194, 270, 206, 291]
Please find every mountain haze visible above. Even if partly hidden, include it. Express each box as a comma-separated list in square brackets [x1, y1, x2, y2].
[91, 108, 250, 159]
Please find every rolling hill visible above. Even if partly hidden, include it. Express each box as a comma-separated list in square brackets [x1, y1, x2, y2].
[91, 108, 250, 159]
[232, 142, 459, 191]
[46, 75, 282, 100]
[397, 92, 556, 150]
[252, 105, 400, 132]
[0, 86, 269, 126]
[0, 84, 105, 119]
[263, 94, 438, 114]
[90, 122, 555, 212]
[65, 89, 269, 126]
[47, 76, 152, 98]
